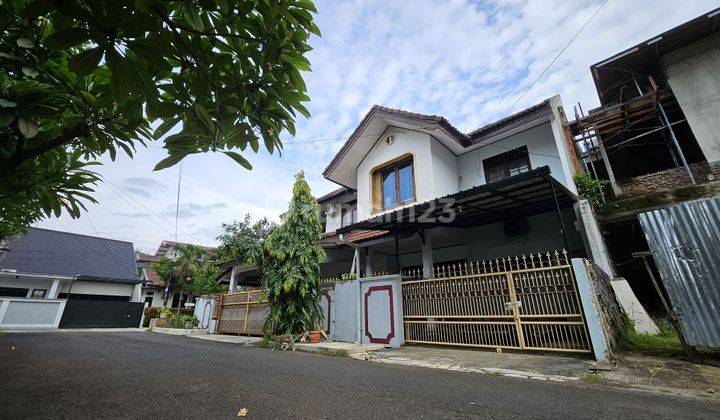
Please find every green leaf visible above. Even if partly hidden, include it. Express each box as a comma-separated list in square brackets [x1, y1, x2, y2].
[154, 152, 190, 171]
[21, 67, 39, 77]
[153, 118, 180, 140]
[44, 28, 90, 50]
[0, 110, 15, 127]
[194, 104, 214, 131]
[281, 52, 311, 71]
[106, 49, 132, 104]
[223, 151, 253, 170]
[0, 52, 19, 60]
[16, 38, 35, 48]
[18, 117, 39, 138]
[68, 47, 103, 76]
[0, 98, 17, 108]
[183, 4, 205, 32]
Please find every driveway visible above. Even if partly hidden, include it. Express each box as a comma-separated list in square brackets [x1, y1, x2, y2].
[1, 332, 719, 419]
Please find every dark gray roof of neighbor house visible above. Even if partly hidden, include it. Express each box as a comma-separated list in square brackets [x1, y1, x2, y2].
[0, 227, 140, 283]
[316, 187, 356, 204]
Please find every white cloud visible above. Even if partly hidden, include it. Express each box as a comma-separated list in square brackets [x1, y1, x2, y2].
[35, 0, 719, 252]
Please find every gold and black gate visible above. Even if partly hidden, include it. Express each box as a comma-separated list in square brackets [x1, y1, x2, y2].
[402, 251, 591, 353]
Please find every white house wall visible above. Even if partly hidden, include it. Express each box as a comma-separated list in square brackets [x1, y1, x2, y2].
[0, 277, 57, 298]
[663, 33, 720, 164]
[59, 281, 134, 297]
[430, 139, 460, 197]
[356, 129, 434, 220]
[458, 122, 570, 191]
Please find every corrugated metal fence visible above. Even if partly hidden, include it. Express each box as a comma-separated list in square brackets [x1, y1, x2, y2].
[639, 197, 720, 347]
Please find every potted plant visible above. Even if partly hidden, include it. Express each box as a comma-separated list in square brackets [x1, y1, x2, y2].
[308, 330, 322, 343]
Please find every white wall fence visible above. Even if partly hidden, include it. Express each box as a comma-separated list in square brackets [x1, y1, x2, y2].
[194, 297, 218, 333]
[322, 275, 404, 348]
[0, 298, 67, 329]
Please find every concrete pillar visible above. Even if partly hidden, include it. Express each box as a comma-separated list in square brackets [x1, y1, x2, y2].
[597, 138, 622, 196]
[575, 200, 615, 277]
[48, 279, 61, 299]
[229, 265, 238, 292]
[131, 283, 143, 302]
[421, 231, 433, 279]
[571, 258, 612, 363]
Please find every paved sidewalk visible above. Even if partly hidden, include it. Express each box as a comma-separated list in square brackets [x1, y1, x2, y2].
[151, 329, 382, 354]
[366, 345, 720, 398]
[1, 327, 146, 333]
[295, 340, 384, 355]
[368, 346, 592, 382]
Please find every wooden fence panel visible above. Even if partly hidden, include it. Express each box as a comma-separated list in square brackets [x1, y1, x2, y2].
[216, 289, 268, 336]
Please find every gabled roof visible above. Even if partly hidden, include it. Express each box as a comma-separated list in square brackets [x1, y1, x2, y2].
[155, 240, 216, 256]
[468, 99, 552, 144]
[0, 227, 140, 283]
[322, 99, 556, 187]
[316, 187, 354, 204]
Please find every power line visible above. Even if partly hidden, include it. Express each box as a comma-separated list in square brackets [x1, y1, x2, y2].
[505, 0, 610, 114]
[101, 178, 203, 243]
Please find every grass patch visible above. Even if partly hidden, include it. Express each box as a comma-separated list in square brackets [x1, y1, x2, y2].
[318, 348, 349, 357]
[617, 317, 684, 357]
[582, 372, 603, 384]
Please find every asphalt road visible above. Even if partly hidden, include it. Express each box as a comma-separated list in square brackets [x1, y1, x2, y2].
[1, 332, 719, 419]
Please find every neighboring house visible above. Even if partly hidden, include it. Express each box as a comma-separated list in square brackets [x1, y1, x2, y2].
[568, 8, 720, 317]
[138, 240, 218, 308]
[0, 227, 142, 329]
[230, 96, 586, 284]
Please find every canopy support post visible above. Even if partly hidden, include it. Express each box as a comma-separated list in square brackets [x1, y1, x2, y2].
[549, 178, 571, 253]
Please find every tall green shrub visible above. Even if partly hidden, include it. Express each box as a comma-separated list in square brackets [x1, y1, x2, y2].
[262, 172, 325, 335]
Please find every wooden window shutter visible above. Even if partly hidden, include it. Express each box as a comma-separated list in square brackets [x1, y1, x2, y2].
[371, 170, 383, 213]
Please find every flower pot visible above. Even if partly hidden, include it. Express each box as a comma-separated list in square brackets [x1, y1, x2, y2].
[308, 331, 322, 343]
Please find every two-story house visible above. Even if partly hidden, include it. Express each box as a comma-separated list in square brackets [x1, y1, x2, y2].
[317, 95, 586, 280]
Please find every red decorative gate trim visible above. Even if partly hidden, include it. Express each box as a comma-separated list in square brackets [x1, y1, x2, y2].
[364, 285, 395, 344]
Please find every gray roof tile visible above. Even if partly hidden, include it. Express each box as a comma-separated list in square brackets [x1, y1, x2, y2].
[0, 227, 139, 283]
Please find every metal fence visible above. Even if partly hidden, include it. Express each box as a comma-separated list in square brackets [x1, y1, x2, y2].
[639, 197, 720, 347]
[402, 250, 591, 353]
[215, 289, 268, 336]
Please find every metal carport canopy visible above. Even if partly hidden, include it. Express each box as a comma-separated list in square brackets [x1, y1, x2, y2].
[337, 166, 577, 233]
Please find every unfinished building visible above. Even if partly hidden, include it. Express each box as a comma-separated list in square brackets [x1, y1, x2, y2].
[568, 8, 720, 316]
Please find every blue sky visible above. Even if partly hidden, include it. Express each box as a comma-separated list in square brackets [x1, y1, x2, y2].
[36, 0, 719, 253]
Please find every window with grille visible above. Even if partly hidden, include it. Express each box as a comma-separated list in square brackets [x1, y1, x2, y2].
[483, 146, 531, 183]
[341, 206, 357, 227]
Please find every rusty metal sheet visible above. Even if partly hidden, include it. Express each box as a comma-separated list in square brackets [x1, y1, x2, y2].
[639, 197, 720, 347]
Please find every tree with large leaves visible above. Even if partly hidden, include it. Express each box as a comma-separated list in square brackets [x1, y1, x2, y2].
[216, 213, 276, 266]
[261, 171, 325, 336]
[0, 0, 319, 240]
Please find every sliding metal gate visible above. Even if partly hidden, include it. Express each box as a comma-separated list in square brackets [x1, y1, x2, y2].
[402, 251, 591, 353]
[215, 289, 268, 336]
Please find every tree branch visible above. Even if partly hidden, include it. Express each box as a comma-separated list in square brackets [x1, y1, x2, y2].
[0, 124, 89, 179]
